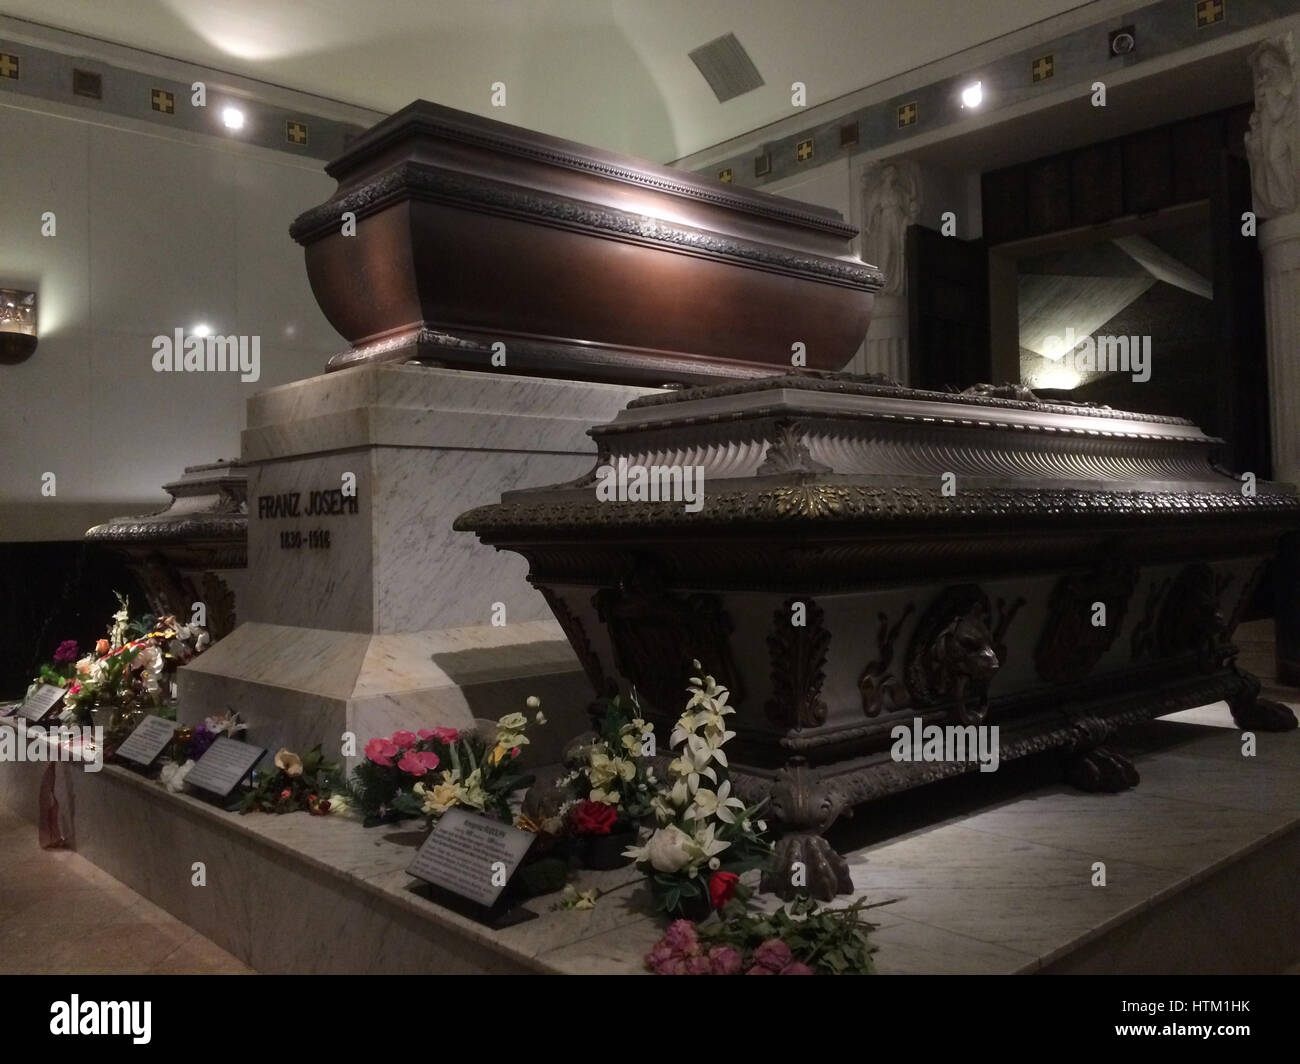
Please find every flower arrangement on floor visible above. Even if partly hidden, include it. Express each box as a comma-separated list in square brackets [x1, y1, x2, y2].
[35, 593, 210, 732]
[645, 892, 882, 976]
[346, 699, 546, 826]
[624, 662, 771, 918]
[239, 746, 343, 815]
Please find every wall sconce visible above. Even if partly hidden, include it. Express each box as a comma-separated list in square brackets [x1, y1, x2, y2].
[0, 289, 37, 364]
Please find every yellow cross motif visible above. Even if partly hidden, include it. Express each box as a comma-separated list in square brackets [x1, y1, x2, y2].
[796, 138, 814, 162]
[718, 168, 733, 183]
[0, 53, 19, 79]
[1032, 55, 1054, 82]
[1195, 0, 1224, 26]
[287, 121, 308, 145]
[151, 89, 174, 113]
[897, 102, 917, 127]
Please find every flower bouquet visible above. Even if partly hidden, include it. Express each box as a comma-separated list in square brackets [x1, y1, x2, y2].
[239, 746, 343, 815]
[645, 894, 882, 975]
[346, 699, 546, 827]
[559, 693, 657, 869]
[624, 662, 771, 919]
[38, 593, 210, 737]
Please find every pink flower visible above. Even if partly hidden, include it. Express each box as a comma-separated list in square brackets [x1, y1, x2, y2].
[398, 751, 440, 776]
[662, 919, 698, 953]
[708, 945, 743, 976]
[780, 962, 814, 975]
[752, 938, 793, 972]
[429, 727, 459, 744]
[744, 965, 773, 975]
[417, 729, 435, 740]
[364, 737, 399, 767]
[391, 730, 417, 748]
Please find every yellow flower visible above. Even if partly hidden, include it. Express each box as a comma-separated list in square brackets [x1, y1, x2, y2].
[274, 749, 303, 777]
[490, 743, 508, 765]
[418, 772, 461, 815]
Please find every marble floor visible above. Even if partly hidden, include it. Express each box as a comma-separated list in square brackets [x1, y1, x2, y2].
[0, 808, 253, 974]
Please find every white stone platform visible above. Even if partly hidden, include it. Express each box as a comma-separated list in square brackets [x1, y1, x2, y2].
[180, 363, 650, 764]
[1, 691, 1296, 974]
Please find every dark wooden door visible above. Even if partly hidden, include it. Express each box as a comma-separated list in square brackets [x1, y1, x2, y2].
[906, 224, 990, 391]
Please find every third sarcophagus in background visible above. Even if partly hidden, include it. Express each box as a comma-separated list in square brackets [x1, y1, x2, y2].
[457, 372, 1300, 894]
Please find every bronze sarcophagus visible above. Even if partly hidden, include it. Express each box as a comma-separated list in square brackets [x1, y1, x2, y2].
[457, 372, 1300, 896]
[289, 101, 879, 385]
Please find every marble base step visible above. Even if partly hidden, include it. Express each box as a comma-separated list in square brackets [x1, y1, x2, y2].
[1, 700, 1296, 974]
[177, 620, 594, 770]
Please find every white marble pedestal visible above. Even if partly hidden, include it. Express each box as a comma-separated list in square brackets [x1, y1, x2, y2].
[178, 364, 649, 762]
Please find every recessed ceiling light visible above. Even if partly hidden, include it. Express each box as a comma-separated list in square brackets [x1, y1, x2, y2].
[191, 323, 211, 338]
[961, 81, 983, 109]
[221, 105, 245, 130]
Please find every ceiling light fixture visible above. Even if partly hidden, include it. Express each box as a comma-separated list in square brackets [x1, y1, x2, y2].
[221, 105, 245, 130]
[960, 81, 984, 109]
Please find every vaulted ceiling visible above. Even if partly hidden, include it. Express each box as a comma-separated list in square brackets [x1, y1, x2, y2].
[2, 0, 1091, 160]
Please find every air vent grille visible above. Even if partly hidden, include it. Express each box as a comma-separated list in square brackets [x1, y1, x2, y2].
[688, 33, 764, 103]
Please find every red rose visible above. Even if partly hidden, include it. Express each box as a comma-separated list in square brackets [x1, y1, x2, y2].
[571, 799, 619, 836]
[709, 870, 739, 909]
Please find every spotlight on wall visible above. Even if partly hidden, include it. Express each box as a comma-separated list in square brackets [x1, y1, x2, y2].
[221, 105, 245, 131]
[960, 81, 984, 109]
[0, 288, 37, 364]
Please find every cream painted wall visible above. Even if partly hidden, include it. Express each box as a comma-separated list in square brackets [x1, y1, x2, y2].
[0, 101, 339, 541]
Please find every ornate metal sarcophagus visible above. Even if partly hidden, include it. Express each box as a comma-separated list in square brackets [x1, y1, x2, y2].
[289, 101, 879, 384]
[457, 373, 1300, 896]
[85, 460, 247, 640]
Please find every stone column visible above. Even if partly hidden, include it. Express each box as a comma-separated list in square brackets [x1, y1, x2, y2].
[1244, 32, 1300, 684]
[1260, 213, 1300, 485]
[862, 295, 909, 382]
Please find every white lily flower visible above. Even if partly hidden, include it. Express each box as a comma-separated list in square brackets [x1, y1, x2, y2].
[669, 735, 717, 793]
[689, 779, 746, 824]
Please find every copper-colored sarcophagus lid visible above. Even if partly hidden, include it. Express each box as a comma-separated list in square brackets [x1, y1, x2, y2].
[290, 101, 881, 384]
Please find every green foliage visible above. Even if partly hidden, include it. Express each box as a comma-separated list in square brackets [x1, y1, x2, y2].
[238, 746, 343, 815]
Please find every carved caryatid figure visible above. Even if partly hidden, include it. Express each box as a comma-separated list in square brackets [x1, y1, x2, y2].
[1245, 33, 1300, 218]
[860, 161, 920, 295]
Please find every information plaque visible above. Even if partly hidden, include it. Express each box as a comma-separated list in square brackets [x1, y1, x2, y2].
[184, 736, 265, 798]
[406, 807, 537, 924]
[113, 715, 178, 768]
[17, 684, 66, 723]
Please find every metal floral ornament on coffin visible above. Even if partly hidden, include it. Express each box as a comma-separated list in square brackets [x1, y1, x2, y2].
[456, 372, 1300, 897]
[289, 100, 880, 385]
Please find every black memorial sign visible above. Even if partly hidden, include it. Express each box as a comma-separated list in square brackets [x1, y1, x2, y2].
[185, 736, 265, 798]
[406, 807, 536, 909]
[114, 715, 179, 768]
[18, 683, 66, 723]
